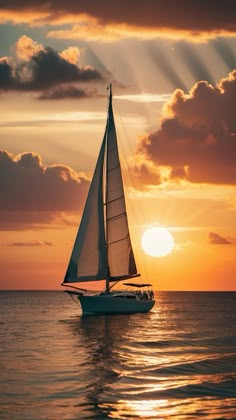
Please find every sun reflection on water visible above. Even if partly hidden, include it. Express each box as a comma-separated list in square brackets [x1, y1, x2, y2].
[73, 304, 236, 418]
[106, 399, 171, 419]
[101, 397, 236, 420]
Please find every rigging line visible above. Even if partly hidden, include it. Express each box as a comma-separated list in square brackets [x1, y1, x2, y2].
[113, 99, 144, 214]
[113, 97, 150, 283]
[66, 290, 81, 306]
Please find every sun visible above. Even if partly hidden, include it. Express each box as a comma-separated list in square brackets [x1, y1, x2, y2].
[141, 227, 174, 257]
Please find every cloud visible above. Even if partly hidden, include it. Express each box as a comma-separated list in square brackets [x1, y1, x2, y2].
[0, 36, 103, 96]
[115, 93, 172, 103]
[22, 47, 102, 88]
[0, 1, 236, 40]
[0, 58, 12, 88]
[208, 232, 231, 245]
[15, 35, 44, 61]
[0, 149, 90, 230]
[2, 240, 54, 247]
[37, 86, 102, 100]
[60, 46, 81, 64]
[137, 70, 236, 186]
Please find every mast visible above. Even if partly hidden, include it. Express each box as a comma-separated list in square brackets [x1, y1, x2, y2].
[105, 84, 112, 292]
[104, 83, 139, 293]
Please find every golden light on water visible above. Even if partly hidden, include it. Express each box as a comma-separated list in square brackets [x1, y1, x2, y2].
[114, 399, 170, 418]
[101, 394, 234, 419]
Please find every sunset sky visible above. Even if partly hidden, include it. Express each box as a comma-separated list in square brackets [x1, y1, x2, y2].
[0, 1, 236, 291]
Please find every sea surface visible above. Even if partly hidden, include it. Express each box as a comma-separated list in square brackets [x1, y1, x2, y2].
[0, 291, 236, 420]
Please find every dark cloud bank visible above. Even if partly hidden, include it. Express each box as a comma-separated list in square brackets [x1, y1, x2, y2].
[0, 150, 89, 230]
[0, 47, 103, 99]
[138, 70, 236, 185]
[208, 232, 231, 245]
[0, 1, 236, 33]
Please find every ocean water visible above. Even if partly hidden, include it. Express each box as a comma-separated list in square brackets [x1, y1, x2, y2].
[0, 291, 235, 420]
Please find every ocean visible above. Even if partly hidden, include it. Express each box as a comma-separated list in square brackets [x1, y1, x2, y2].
[0, 291, 235, 420]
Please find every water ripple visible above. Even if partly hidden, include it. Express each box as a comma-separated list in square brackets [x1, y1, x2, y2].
[0, 291, 235, 419]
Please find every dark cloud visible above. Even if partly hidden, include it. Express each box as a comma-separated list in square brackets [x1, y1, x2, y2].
[0, 47, 103, 94]
[0, 59, 13, 88]
[138, 70, 236, 185]
[208, 232, 231, 245]
[2, 240, 54, 246]
[37, 86, 103, 100]
[28, 48, 102, 88]
[0, 1, 236, 34]
[0, 210, 56, 231]
[0, 150, 89, 229]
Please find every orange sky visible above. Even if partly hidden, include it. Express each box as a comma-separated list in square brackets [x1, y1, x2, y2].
[0, 1, 236, 290]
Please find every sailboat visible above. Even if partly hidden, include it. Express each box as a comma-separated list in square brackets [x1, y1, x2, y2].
[61, 85, 155, 315]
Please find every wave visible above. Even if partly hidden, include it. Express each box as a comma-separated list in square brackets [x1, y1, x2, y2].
[140, 354, 236, 376]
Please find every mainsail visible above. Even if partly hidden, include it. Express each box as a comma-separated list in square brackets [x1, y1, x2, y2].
[63, 85, 138, 289]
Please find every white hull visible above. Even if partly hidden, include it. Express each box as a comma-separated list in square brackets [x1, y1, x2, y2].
[78, 294, 155, 315]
